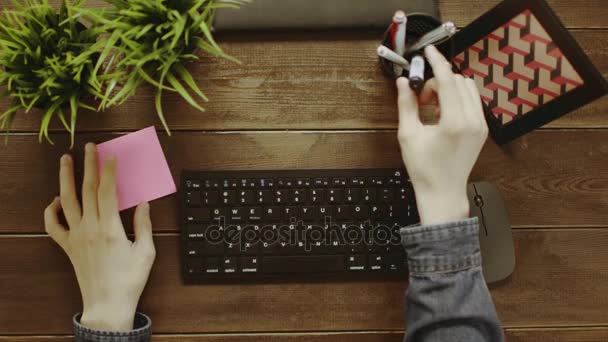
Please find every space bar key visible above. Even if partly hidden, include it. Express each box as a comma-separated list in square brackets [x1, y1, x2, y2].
[262, 255, 345, 273]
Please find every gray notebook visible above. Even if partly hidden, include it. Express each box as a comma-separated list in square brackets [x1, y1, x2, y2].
[214, 0, 439, 31]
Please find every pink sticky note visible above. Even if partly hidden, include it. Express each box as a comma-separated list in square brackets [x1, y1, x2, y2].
[96, 126, 176, 211]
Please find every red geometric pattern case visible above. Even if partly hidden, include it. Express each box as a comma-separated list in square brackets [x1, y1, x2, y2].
[452, 10, 583, 126]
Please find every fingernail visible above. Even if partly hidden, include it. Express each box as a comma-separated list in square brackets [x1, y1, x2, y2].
[85, 142, 96, 152]
[141, 202, 149, 211]
[60, 154, 71, 166]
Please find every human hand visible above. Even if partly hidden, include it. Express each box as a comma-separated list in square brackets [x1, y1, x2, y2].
[396, 45, 488, 225]
[44, 143, 156, 331]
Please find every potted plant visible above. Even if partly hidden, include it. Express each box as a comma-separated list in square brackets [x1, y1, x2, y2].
[0, 0, 105, 146]
[82, 0, 249, 135]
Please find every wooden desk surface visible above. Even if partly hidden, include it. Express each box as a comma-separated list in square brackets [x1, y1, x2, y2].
[1, 0, 607, 340]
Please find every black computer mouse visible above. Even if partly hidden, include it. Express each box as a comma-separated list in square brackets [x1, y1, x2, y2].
[467, 182, 516, 283]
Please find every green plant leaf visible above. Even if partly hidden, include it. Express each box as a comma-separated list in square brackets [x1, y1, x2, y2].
[69, 94, 78, 148]
[166, 71, 205, 112]
[155, 87, 171, 136]
[174, 62, 207, 102]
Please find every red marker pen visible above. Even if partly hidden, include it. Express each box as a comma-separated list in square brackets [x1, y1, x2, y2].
[389, 11, 407, 76]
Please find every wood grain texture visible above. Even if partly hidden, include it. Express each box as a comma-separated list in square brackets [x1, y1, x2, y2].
[2, 328, 608, 341]
[0, 130, 607, 234]
[1, 229, 607, 334]
[1, 0, 605, 28]
[440, 0, 608, 28]
[0, 328, 608, 342]
[3, 30, 606, 132]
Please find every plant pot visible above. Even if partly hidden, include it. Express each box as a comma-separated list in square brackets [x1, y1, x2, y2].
[379, 14, 442, 79]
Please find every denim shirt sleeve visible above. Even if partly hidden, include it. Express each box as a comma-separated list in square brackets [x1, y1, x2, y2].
[400, 217, 505, 342]
[73, 312, 151, 341]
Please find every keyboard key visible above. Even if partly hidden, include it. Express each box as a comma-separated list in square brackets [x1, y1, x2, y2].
[326, 237, 344, 253]
[369, 177, 385, 186]
[260, 238, 278, 255]
[310, 189, 325, 203]
[210, 208, 227, 221]
[369, 254, 384, 271]
[242, 241, 259, 255]
[318, 206, 334, 219]
[202, 240, 224, 255]
[396, 187, 409, 203]
[346, 234, 366, 253]
[203, 191, 219, 205]
[274, 190, 291, 204]
[204, 257, 221, 273]
[385, 253, 406, 271]
[262, 255, 345, 273]
[388, 177, 404, 186]
[225, 241, 240, 255]
[309, 241, 325, 254]
[204, 179, 220, 189]
[301, 206, 317, 221]
[264, 207, 281, 221]
[247, 207, 263, 222]
[259, 178, 274, 188]
[292, 189, 308, 204]
[344, 188, 361, 203]
[327, 189, 343, 203]
[238, 190, 255, 205]
[186, 258, 203, 275]
[186, 241, 205, 256]
[187, 224, 205, 239]
[228, 208, 244, 222]
[221, 190, 236, 205]
[336, 205, 353, 221]
[223, 179, 238, 188]
[186, 208, 210, 222]
[314, 178, 329, 187]
[350, 177, 365, 186]
[295, 178, 311, 187]
[278, 178, 293, 187]
[332, 178, 347, 187]
[223, 257, 237, 273]
[380, 189, 394, 203]
[257, 190, 273, 204]
[347, 255, 366, 271]
[362, 188, 377, 203]
[353, 205, 369, 220]
[240, 257, 259, 273]
[370, 205, 387, 220]
[185, 179, 201, 189]
[283, 206, 300, 221]
[185, 191, 201, 207]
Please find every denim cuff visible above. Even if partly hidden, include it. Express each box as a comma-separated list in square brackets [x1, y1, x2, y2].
[400, 217, 481, 275]
[73, 312, 151, 341]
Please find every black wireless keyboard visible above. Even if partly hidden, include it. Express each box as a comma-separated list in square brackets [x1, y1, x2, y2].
[180, 169, 419, 281]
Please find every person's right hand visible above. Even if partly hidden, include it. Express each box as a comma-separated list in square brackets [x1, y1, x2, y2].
[396, 45, 488, 225]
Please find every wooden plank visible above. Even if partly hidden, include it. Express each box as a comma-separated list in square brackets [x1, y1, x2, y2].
[0, 130, 607, 234]
[1, 229, 607, 334]
[2, 328, 608, 341]
[2, 0, 606, 28]
[440, 0, 608, 28]
[4, 31, 606, 132]
[507, 328, 608, 342]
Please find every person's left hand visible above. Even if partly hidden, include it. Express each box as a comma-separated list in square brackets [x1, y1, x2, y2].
[44, 143, 156, 332]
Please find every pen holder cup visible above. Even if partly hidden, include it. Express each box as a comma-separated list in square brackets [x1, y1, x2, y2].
[379, 13, 442, 79]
